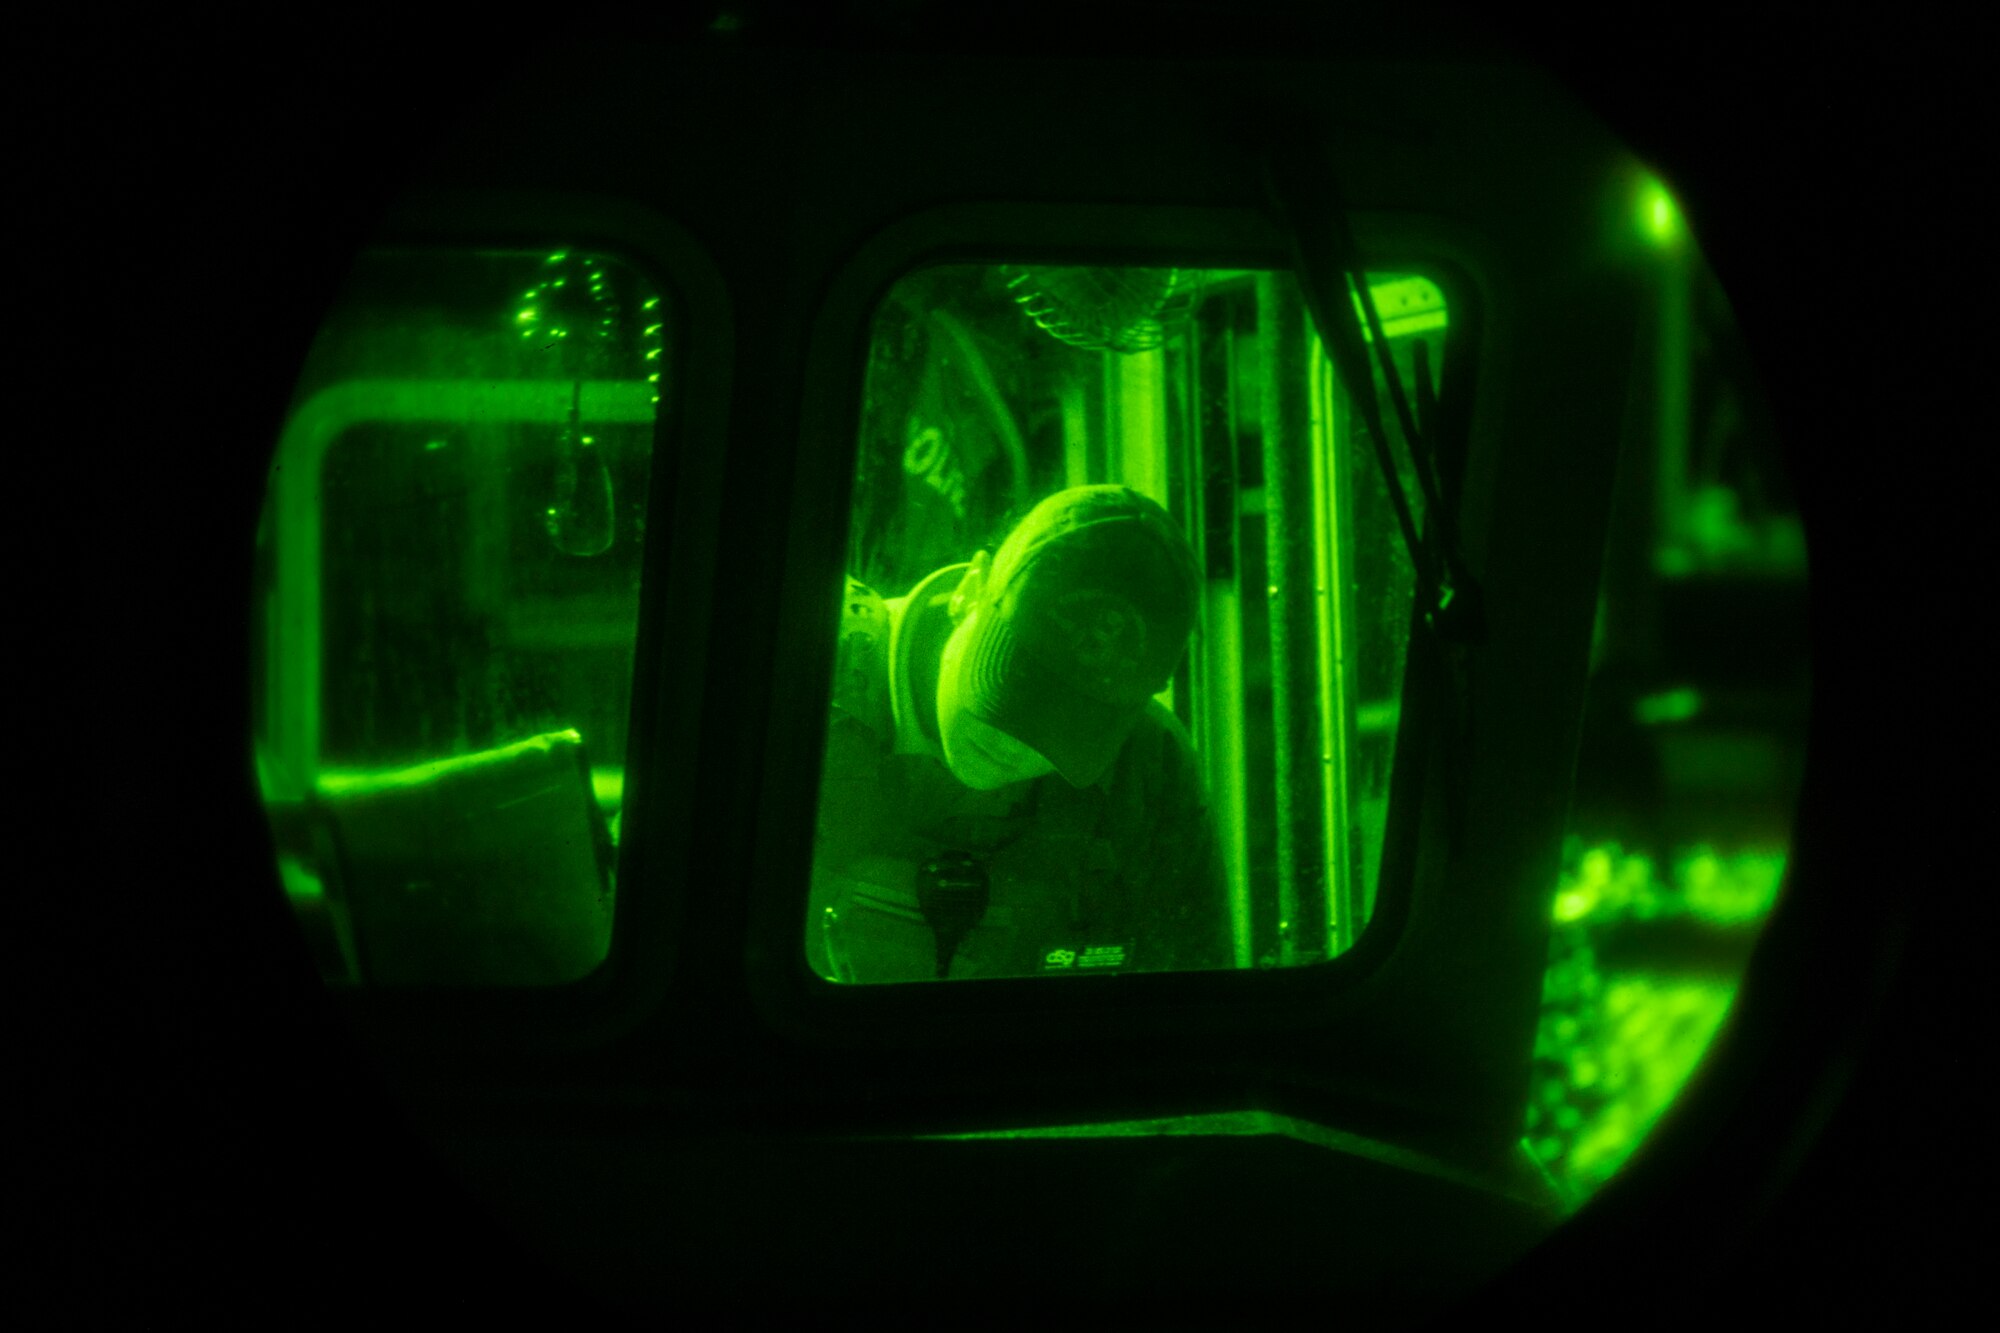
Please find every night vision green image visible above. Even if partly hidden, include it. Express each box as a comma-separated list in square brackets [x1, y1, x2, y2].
[253, 247, 664, 987]
[246, 178, 1806, 1217]
[808, 263, 1445, 983]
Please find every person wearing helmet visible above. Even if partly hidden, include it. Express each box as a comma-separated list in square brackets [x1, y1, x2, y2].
[809, 484, 1229, 983]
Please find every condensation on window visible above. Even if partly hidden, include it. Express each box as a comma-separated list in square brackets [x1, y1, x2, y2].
[253, 248, 666, 987]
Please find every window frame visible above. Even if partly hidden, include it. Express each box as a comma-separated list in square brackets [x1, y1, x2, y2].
[747, 201, 1489, 1053]
[264, 189, 734, 1054]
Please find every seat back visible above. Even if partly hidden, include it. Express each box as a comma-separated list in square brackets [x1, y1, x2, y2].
[316, 730, 613, 986]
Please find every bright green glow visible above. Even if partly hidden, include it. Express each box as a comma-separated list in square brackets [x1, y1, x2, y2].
[1564, 976, 1731, 1185]
[1679, 848, 1783, 925]
[323, 764, 625, 811]
[279, 856, 326, 904]
[1348, 276, 1448, 343]
[1547, 843, 1783, 927]
[1114, 346, 1165, 504]
[1532, 841, 1786, 1207]
[1308, 335, 1356, 954]
[1640, 176, 1681, 248]
[315, 730, 582, 796]
[1632, 686, 1702, 726]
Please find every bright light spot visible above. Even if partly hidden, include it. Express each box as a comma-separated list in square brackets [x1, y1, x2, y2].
[1640, 176, 1681, 248]
[516, 308, 536, 323]
[1634, 686, 1703, 727]
[1554, 886, 1597, 923]
[1580, 847, 1613, 886]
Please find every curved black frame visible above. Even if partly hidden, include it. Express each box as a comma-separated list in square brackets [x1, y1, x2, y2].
[747, 200, 1496, 1057]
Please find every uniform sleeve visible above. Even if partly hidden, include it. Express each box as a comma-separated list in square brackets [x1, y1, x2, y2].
[1107, 703, 1233, 973]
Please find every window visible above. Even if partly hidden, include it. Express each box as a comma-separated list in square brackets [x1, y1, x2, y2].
[254, 248, 667, 986]
[807, 262, 1452, 984]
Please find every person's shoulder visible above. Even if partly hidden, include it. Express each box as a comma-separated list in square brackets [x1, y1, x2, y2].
[1110, 698, 1199, 787]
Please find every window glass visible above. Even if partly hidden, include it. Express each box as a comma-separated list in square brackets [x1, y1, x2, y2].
[254, 248, 666, 986]
[809, 263, 1450, 983]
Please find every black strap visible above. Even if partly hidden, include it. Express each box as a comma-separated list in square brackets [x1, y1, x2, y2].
[1258, 126, 1485, 647]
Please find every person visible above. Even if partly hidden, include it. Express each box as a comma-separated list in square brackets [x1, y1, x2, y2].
[807, 484, 1230, 983]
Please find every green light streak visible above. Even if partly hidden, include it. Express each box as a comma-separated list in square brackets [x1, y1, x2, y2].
[1308, 334, 1355, 954]
[909, 1110, 1526, 1202]
[318, 763, 625, 811]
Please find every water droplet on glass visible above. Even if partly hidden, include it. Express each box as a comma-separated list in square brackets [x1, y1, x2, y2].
[545, 385, 614, 557]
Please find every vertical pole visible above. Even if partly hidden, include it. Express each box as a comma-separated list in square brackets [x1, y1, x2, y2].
[1192, 310, 1254, 968]
[1309, 336, 1357, 956]
[1258, 274, 1330, 966]
[1119, 345, 1172, 709]
[1118, 346, 1167, 507]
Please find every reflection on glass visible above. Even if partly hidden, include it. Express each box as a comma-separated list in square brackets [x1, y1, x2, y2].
[252, 248, 665, 987]
[810, 264, 1451, 983]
